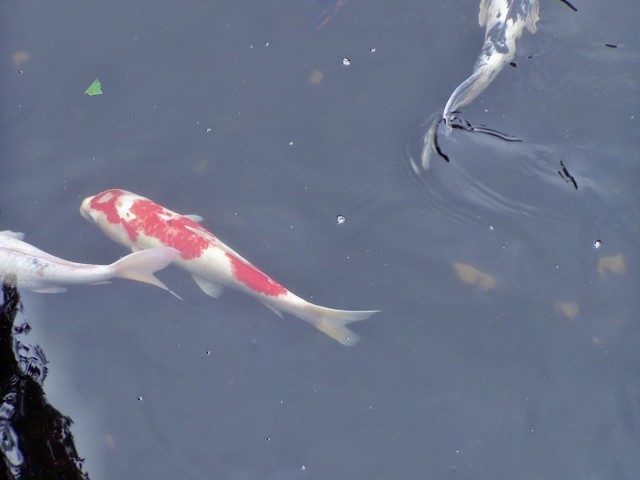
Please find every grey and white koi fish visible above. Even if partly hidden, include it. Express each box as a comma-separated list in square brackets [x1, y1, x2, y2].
[418, 0, 539, 170]
[0, 230, 179, 293]
[80, 189, 378, 346]
[443, 0, 540, 123]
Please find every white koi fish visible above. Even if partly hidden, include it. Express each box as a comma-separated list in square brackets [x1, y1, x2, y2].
[0, 230, 179, 293]
[443, 0, 540, 123]
[80, 189, 378, 346]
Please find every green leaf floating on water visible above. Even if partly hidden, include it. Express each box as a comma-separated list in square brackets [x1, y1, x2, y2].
[84, 78, 102, 96]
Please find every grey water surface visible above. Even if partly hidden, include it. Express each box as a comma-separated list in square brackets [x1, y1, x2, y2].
[1, 1, 640, 479]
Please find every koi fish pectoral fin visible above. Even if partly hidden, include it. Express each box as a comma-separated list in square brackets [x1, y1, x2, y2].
[192, 275, 224, 298]
[526, 1, 540, 33]
[260, 300, 284, 318]
[31, 286, 68, 294]
[478, 0, 491, 27]
[0, 231, 26, 240]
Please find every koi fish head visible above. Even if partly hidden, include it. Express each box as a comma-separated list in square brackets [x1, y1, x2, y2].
[80, 189, 142, 249]
[81, 189, 213, 260]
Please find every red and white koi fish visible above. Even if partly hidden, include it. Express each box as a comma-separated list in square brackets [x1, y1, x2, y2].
[0, 230, 179, 293]
[80, 189, 378, 345]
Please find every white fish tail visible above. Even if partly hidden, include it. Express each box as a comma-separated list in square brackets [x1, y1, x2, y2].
[297, 305, 379, 346]
[109, 247, 181, 297]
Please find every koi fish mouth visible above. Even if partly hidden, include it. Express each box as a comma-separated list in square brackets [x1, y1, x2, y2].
[79, 196, 96, 222]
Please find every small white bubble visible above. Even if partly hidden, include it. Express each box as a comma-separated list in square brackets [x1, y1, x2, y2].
[336, 215, 345, 224]
[288, 141, 294, 146]
[593, 239, 603, 249]
[300, 465, 306, 471]
[369, 47, 376, 53]
[489, 225, 494, 231]
[341, 57, 351, 66]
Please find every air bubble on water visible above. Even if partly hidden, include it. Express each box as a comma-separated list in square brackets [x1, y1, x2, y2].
[336, 215, 345, 224]
[341, 57, 351, 66]
[593, 239, 603, 249]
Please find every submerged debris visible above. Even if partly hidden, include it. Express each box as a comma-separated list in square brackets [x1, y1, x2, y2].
[598, 254, 626, 276]
[558, 160, 578, 190]
[84, 78, 102, 96]
[452, 262, 497, 292]
[555, 301, 580, 320]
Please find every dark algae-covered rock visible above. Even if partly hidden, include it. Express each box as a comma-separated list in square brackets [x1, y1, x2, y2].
[0, 283, 89, 480]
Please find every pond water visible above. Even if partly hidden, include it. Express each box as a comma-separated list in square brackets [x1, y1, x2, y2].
[1, 0, 639, 478]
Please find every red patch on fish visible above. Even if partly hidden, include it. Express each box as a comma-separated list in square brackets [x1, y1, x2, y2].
[125, 199, 211, 260]
[90, 189, 126, 225]
[225, 252, 287, 297]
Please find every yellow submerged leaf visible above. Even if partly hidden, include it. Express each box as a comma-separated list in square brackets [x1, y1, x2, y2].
[598, 254, 626, 276]
[554, 301, 579, 320]
[308, 69, 324, 85]
[452, 262, 497, 291]
[12, 50, 30, 67]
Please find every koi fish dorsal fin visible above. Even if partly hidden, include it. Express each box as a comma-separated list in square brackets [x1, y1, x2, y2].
[0, 230, 25, 240]
[525, 1, 540, 34]
[479, 0, 491, 27]
[184, 225, 253, 265]
[184, 225, 215, 241]
[183, 214, 203, 223]
[192, 274, 224, 298]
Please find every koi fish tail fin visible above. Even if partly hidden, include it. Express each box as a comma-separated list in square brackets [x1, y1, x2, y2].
[110, 247, 182, 298]
[300, 305, 379, 346]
